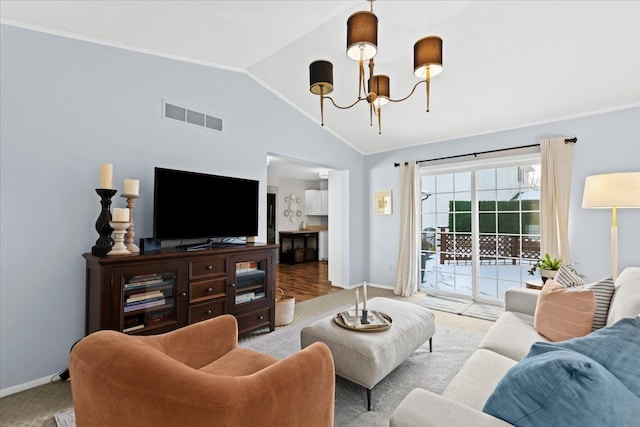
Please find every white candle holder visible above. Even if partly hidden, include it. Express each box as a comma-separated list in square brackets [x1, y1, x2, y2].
[107, 221, 131, 256]
[121, 194, 140, 253]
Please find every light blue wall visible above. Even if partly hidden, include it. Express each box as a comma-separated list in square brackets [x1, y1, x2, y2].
[0, 24, 365, 391]
[2, 23, 638, 392]
[365, 107, 640, 286]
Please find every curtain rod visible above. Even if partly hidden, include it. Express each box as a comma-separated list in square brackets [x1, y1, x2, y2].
[394, 137, 578, 167]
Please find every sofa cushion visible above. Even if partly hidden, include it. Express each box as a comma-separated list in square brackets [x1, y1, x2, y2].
[531, 316, 640, 397]
[554, 264, 585, 287]
[482, 348, 640, 427]
[478, 311, 547, 361]
[442, 349, 517, 411]
[566, 277, 615, 330]
[390, 388, 512, 427]
[607, 267, 640, 326]
[533, 281, 596, 341]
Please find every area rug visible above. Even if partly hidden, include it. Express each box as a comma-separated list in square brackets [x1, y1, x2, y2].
[54, 410, 75, 427]
[240, 305, 483, 427]
[419, 293, 504, 321]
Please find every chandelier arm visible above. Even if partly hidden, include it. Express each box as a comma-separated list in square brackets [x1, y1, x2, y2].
[387, 80, 426, 103]
[359, 59, 365, 98]
[369, 103, 373, 127]
[323, 95, 367, 110]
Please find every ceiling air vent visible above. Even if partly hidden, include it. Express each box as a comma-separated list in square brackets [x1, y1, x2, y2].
[162, 101, 223, 132]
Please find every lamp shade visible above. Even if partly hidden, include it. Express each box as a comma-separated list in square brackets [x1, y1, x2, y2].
[368, 75, 390, 107]
[414, 36, 443, 79]
[582, 172, 640, 208]
[309, 60, 334, 95]
[346, 11, 378, 61]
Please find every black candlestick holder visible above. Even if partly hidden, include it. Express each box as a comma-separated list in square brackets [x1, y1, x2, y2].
[360, 309, 370, 325]
[91, 188, 117, 257]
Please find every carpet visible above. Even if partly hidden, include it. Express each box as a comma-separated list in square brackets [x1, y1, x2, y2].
[419, 293, 504, 321]
[240, 305, 483, 426]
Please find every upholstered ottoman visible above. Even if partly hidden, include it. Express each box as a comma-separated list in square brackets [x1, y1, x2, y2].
[300, 297, 436, 410]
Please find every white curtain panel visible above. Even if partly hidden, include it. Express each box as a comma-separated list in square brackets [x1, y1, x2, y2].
[394, 160, 420, 297]
[540, 138, 575, 263]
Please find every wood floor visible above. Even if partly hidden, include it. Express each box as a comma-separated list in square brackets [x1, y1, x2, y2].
[275, 261, 341, 302]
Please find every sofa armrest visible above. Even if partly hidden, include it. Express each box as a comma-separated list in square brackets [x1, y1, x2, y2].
[390, 388, 512, 427]
[146, 314, 238, 369]
[246, 341, 335, 426]
[504, 287, 540, 316]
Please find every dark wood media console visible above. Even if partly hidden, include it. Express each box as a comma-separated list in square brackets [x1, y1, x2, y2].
[83, 243, 278, 337]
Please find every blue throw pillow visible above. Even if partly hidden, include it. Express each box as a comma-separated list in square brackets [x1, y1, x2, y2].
[530, 317, 640, 397]
[482, 349, 640, 427]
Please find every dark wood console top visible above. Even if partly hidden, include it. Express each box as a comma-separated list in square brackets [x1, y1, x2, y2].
[83, 242, 280, 264]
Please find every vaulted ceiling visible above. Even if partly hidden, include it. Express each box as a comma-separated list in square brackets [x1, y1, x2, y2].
[2, 1, 639, 154]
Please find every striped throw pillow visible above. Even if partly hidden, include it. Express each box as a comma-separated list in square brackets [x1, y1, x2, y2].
[555, 265, 585, 287]
[580, 278, 616, 330]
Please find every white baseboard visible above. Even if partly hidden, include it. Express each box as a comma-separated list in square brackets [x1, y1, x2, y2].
[334, 282, 393, 290]
[0, 373, 59, 398]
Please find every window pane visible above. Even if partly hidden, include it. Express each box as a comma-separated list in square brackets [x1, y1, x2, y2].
[477, 169, 495, 190]
[454, 172, 471, 191]
[436, 174, 454, 193]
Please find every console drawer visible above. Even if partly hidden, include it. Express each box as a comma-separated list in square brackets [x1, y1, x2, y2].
[236, 307, 272, 335]
[188, 300, 226, 324]
[190, 278, 227, 303]
[189, 256, 226, 280]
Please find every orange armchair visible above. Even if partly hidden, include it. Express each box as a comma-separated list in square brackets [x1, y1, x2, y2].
[69, 315, 335, 427]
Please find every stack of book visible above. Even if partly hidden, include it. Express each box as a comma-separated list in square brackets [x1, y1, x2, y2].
[124, 290, 167, 313]
[338, 309, 390, 329]
[235, 291, 265, 304]
[123, 317, 144, 333]
[124, 274, 173, 291]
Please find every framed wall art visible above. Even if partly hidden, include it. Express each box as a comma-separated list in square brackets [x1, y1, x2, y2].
[374, 190, 392, 215]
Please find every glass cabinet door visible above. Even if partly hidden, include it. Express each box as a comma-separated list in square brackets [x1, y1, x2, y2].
[114, 261, 186, 333]
[233, 259, 268, 306]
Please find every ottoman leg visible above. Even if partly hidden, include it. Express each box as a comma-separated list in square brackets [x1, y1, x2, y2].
[367, 388, 371, 411]
[429, 337, 433, 353]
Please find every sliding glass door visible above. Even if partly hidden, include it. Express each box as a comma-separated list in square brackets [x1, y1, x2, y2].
[419, 156, 541, 303]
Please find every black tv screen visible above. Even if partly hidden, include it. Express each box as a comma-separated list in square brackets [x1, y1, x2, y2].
[153, 167, 259, 240]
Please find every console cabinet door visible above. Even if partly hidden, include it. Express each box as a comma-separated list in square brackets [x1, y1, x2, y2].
[228, 251, 275, 334]
[110, 260, 188, 335]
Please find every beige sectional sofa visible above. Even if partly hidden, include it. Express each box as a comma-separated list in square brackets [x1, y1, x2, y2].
[389, 267, 640, 427]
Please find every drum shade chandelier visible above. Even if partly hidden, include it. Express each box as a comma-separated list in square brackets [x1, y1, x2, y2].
[309, 0, 443, 134]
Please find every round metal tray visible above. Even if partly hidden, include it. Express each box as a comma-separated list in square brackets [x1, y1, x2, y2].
[333, 311, 392, 332]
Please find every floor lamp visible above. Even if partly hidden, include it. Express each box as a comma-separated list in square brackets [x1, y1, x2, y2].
[582, 172, 640, 279]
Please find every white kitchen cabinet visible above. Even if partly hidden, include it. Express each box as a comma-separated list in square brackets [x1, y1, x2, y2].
[305, 189, 328, 215]
[318, 230, 328, 260]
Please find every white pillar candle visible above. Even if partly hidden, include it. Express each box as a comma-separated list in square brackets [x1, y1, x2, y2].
[362, 281, 367, 311]
[112, 207, 129, 222]
[355, 289, 360, 316]
[99, 163, 113, 189]
[123, 179, 139, 196]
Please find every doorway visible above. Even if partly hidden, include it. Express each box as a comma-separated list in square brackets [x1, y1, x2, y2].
[266, 154, 344, 299]
[419, 155, 541, 303]
[267, 192, 276, 244]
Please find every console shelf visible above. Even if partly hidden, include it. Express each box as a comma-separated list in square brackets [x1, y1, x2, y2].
[83, 243, 278, 337]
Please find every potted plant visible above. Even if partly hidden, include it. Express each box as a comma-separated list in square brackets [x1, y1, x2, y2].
[528, 253, 562, 283]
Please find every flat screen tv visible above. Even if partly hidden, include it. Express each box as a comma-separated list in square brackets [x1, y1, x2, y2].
[153, 167, 259, 241]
